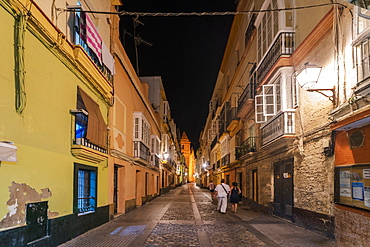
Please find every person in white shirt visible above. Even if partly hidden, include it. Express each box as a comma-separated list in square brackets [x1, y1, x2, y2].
[214, 179, 231, 213]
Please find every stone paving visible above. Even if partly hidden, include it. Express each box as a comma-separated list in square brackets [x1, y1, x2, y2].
[59, 183, 336, 247]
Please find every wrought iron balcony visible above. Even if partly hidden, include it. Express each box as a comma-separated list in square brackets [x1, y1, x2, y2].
[150, 154, 160, 168]
[226, 107, 239, 131]
[210, 136, 218, 150]
[235, 137, 257, 160]
[257, 32, 294, 86]
[75, 36, 113, 85]
[261, 110, 295, 146]
[134, 141, 150, 162]
[221, 154, 230, 167]
[238, 82, 256, 112]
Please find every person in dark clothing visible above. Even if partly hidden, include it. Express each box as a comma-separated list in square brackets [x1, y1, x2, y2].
[230, 181, 241, 213]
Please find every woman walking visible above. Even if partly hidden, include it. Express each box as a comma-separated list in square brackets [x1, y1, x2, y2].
[230, 182, 241, 213]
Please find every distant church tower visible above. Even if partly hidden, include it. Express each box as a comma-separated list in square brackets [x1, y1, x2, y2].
[181, 132, 195, 182]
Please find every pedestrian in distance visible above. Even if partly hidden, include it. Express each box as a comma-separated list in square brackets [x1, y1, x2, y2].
[214, 179, 230, 214]
[230, 181, 242, 213]
[208, 180, 215, 201]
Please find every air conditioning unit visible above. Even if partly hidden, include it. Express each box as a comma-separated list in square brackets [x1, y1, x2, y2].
[0, 141, 17, 162]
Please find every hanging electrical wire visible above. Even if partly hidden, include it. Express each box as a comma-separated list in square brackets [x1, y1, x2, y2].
[62, 2, 348, 16]
[14, 13, 27, 114]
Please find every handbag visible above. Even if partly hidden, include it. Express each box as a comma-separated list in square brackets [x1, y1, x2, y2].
[221, 184, 229, 198]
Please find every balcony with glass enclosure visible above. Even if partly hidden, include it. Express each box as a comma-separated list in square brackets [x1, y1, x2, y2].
[134, 141, 150, 165]
[257, 32, 294, 86]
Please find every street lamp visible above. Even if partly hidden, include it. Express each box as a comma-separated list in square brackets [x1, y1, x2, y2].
[296, 63, 322, 89]
[163, 152, 169, 160]
[296, 63, 336, 105]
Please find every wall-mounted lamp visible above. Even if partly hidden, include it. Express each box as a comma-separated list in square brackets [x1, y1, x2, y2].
[296, 63, 322, 88]
[163, 152, 169, 160]
[296, 63, 336, 105]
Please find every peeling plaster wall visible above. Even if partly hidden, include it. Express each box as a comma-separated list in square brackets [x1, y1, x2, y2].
[0, 0, 110, 233]
[0, 181, 58, 229]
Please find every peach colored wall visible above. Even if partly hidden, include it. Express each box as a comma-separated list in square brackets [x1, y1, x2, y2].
[334, 126, 370, 166]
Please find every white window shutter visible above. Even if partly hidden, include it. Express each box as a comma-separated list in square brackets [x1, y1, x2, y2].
[255, 95, 266, 123]
[263, 84, 276, 116]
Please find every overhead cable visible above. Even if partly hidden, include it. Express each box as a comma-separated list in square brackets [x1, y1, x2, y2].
[63, 2, 348, 16]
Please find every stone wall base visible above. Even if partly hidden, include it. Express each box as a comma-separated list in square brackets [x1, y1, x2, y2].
[334, 207, 370, 246]
[293, 207, 335, 239]
[0, 205, 109, 247]
[125, 198, 136, 213]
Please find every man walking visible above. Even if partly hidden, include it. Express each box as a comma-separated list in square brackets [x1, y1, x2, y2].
[215, 179, 230, 214]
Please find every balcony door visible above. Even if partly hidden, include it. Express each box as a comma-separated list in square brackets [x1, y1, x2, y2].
[274, 158, 293, 221]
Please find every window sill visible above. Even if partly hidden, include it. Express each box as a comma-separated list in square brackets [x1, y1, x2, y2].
[78, 210, 95, 216]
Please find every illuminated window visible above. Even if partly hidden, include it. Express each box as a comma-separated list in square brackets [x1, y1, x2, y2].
[74, 164, 97, 215]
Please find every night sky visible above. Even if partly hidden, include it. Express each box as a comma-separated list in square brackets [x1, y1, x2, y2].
[119, 0, 236, 150]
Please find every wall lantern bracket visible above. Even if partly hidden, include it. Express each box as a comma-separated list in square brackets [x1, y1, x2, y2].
[306, 87, 336, 105]
[296, 63, 336, 106]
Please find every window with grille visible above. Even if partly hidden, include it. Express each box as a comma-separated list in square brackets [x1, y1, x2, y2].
[74, 164, 97, 215]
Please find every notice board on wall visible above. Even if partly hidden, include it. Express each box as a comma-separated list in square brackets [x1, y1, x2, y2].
[335, 165, 370, 211]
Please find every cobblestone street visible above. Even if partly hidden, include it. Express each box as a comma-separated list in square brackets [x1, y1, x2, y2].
[59, 184, 335, 247]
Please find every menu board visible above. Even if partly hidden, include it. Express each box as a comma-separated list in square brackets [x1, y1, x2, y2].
[335, 165, 370, 211]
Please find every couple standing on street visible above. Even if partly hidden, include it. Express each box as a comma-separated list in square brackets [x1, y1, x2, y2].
[208, 179, 241, 214]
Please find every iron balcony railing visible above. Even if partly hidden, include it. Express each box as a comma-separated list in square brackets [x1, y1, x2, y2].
[221, 154, 230, 167]
[134, 141, 150, 162]
[75, 36, 114, 85]
[257, 32, 294, 86]
[238, 82, 256, 112]
[245, 14, 257, 47]
[235, 136, 257, 160]
[75, 138, 107, 154]
[210, 135, 218, 150]
[150, 154, 160, 168]
[261, 110, 295, 146]
[226, 107, 239, 128]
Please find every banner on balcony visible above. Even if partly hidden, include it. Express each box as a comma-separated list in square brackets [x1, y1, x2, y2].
[80, 12, 102, 63]
[102, 41, 115, 75]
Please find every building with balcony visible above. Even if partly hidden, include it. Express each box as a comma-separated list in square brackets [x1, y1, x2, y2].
[0, 0, 117, 245]
[140, 76, 183, 191]
[108, 53, 163, 216]
[0, 0, 183, 246]
[199, 0, 370, 243]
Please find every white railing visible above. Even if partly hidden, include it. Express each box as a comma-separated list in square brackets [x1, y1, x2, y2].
[261, 110, 295, 145]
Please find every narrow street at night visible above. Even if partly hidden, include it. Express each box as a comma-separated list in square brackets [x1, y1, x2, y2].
[59, 184, 334, 247]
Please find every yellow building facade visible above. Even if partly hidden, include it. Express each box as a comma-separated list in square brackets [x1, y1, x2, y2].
[0, 0, 114, 243]
[0, 1, 181, 245]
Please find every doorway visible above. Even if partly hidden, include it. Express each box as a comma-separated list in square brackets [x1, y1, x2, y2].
[274, 158, 294, 221]
[114, 165, 119, 214]
[252, 169, 258, 202]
